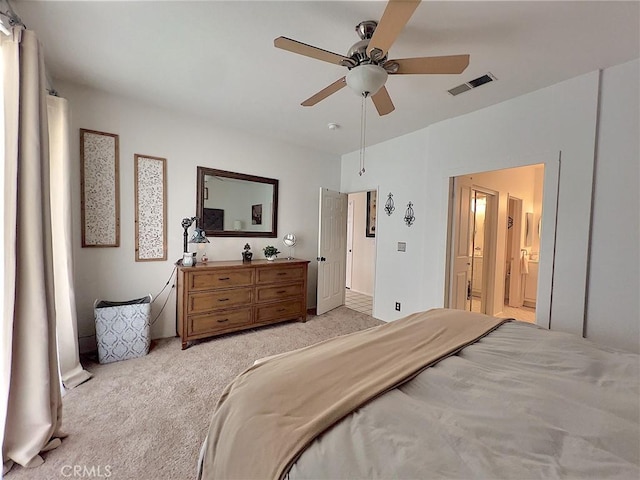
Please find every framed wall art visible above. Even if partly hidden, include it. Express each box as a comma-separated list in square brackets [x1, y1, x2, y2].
[366, 190, 377, 238]
[134, 154, 167, 261]
[252, 204, 263, 225]
[80, 129, 120, 247]
[203, 207, 224, 231]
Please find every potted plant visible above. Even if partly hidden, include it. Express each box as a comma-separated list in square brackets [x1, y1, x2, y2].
[263, 245, 280, 261]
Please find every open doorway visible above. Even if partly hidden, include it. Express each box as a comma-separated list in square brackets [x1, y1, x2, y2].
[446, 165, 544, 324]
[344, 191, 375, 316]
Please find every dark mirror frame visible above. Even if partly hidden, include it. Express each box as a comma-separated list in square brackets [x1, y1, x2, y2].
[196, 166, 279, 238]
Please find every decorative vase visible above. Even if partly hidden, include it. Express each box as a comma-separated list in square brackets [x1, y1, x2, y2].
[266, 255, 277, 261]
[182, 252, 195, 267]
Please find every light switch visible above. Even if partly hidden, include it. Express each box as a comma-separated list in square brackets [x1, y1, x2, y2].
[397, 242, 406, 252]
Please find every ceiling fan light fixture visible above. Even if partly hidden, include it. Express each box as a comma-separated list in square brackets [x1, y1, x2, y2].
[346, 64, 388, 96]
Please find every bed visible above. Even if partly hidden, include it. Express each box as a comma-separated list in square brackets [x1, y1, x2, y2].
[198, 308, 639, 479]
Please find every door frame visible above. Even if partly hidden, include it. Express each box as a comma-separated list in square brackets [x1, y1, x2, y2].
[444, 156, 559, 329]
[345, 198, 354, 289]
[475, 187, 498, 315]
[317, 187, 379, 317]
[445, 178, 498, 315]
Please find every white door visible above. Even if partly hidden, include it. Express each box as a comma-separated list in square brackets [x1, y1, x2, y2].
[345, 198, 354, 289]
[317, 188, 348, 315]
[450, 178, 473, 310]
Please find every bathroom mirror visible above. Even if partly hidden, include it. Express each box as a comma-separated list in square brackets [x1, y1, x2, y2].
[196, 167, 278, 238]
[525, 212, 534, 247]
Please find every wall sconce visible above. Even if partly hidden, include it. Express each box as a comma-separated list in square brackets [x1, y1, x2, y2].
[404, 202, 415, 227]
[384, 192, 395, 216]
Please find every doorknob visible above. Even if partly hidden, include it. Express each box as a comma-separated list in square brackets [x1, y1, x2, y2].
[316, 256, 326, 262]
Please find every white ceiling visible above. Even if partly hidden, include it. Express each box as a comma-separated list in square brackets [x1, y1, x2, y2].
[14, 1, 640, 155]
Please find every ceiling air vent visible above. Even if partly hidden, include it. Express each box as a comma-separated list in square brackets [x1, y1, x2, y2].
[448, 73, 497, 96]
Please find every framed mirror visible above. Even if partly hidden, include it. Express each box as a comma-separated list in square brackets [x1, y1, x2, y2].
[525, 212, 534, 247]
[196, 167, 278, 237]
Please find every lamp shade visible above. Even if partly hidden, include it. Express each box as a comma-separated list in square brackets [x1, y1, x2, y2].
[188, 227, 209, 244]
[346, 64, 388, 96]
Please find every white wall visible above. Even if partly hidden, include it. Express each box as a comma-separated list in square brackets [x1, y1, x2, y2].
[349, 191, 375, 296]
[342, 65, 640, 351]
[59, 81, 341, 349]
[585, 59, 639, 353]
[342, 130, 429, 319]
[427, 72, 599, 337]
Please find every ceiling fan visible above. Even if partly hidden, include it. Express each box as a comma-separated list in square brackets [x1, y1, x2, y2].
[274, 0, 470, 116]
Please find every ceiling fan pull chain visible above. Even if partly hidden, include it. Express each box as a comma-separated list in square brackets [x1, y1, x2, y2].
[359, 93, 367, 176]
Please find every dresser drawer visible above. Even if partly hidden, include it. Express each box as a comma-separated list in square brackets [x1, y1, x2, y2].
[189, 269, 254, 291]
[255, 282, 303, 303]
[178, 259, 309, 349]
[187, 287, 252, 314]
[256, 265, 305, 285]
[256, 300, 303, 323]
[188, 307, 252, 335]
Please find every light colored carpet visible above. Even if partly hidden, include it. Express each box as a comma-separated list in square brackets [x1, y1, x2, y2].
[7, 307, 381, 480]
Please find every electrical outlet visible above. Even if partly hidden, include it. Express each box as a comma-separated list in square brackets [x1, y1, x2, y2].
[395, 302, 401, 311]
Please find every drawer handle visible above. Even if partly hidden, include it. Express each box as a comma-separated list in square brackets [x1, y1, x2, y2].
[218, 298, 229, 302]
[277, 272, 287, 276]
[219, 277, 230, 281]
[276, 290, 286, 294]
[217, 318, 229, 323]
[277, 308, 286, 312]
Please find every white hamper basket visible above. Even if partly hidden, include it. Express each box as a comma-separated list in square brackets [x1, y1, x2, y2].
[94, 295, 152, 364]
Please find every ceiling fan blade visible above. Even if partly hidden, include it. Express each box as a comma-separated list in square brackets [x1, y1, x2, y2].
[367, 0, 421, 58]
[275, 36, 350, 66]
[388, 55, 470, 74]
[301, 77, 347, 107]
[371, 86, 395, 116]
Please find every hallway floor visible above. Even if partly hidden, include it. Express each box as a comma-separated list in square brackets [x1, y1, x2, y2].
[497, 304, 536, 323]
[345, 289, 373, 316]
[470, 298, 536, 323]
[345, 291, 535, 324]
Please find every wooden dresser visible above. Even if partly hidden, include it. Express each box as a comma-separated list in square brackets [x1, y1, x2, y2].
[177, 258, 309, 349]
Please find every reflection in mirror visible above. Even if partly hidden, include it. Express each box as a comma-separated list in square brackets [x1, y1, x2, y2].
[196, 167, 278, 238]
[525, 212, 534, 247]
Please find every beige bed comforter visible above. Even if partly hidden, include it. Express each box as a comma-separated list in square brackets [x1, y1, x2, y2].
[199, 309, 640, 479]
[200, 309, 506, 479]
[289, 320, 640, 479]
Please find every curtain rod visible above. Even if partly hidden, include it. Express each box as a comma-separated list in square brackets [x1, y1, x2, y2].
[2, 0, 57, 96]
[0, 0, 25, 29]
